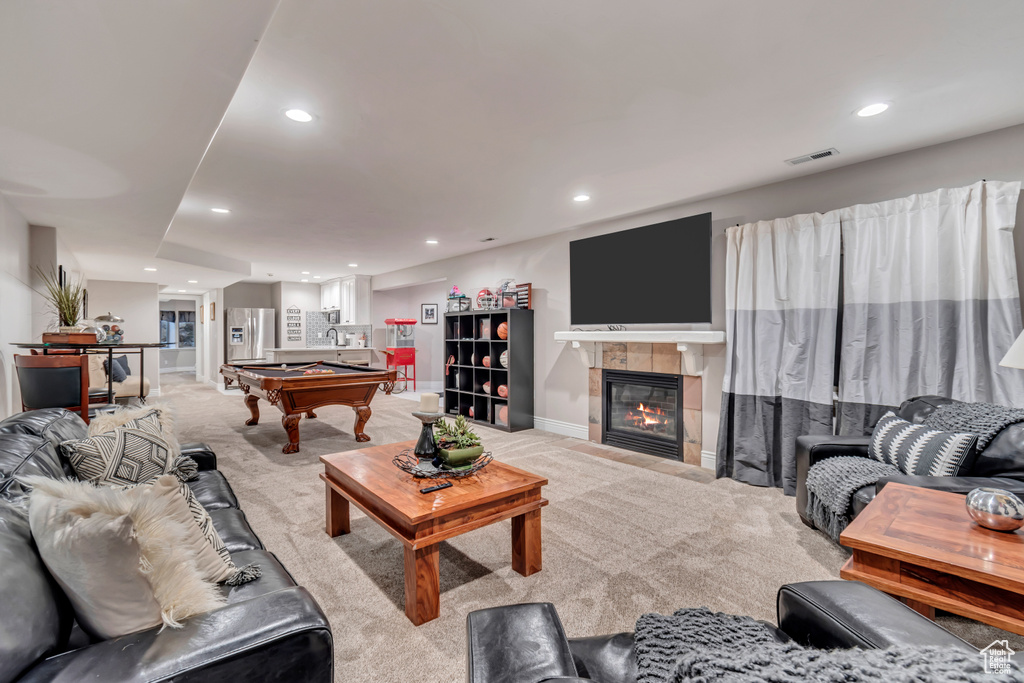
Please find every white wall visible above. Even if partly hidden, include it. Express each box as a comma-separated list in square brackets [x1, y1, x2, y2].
[201, 288, 224, 386]
[373, 123, 1024, 460]
[272, 281, 321, 348]
[0, 194, 33, 418]
[88, 280, 161, 397]
[371, 281, 449, 386]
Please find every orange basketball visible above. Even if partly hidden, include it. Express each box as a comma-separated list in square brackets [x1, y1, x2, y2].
[482, 355, 491, 367]
[496, 321, 509, 339]
[468, 407, 474, 418]
[498, 406, 508, 424]
[497, 384, 508, 398]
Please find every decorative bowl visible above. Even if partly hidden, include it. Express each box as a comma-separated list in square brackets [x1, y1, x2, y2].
[966, 487, 1024, 532]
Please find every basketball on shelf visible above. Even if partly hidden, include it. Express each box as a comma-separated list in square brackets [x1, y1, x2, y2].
[499, 349, 509, 368]
[498, 405, 508, 424]
[482, 355, 491, 367]
[468, 407, 474, 418]
[482, 381, 491, 395]
[497, 384, 508, 398]
[496, 321, 509, 339]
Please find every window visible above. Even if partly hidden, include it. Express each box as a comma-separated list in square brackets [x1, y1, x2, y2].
[160, 311, 176, 347]
[178, 311, 196, 348]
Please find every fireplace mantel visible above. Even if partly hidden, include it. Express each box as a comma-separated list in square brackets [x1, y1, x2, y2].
[554, 330, 725, 376]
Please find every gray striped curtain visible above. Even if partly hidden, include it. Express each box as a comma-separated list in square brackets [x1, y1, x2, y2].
[837, 181, 1024, 434]
[717, 213, 841, 494]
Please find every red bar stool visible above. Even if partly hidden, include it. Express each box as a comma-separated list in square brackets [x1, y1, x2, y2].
[385, 347, 416, 391]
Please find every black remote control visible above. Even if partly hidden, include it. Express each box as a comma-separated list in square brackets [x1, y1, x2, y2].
[420, 482, 453, 494]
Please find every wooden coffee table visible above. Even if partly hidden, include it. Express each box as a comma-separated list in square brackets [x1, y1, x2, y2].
[840, 482, 1024, 635]
[320, 440, 548, 625]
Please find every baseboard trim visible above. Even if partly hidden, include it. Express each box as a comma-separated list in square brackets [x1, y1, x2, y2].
[701, 450, 716, 471]
[533, 417, 589, 440]
[160, 367, 196, 374]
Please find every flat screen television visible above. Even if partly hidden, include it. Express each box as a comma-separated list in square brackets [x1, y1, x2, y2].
[569, 212, 711, 325]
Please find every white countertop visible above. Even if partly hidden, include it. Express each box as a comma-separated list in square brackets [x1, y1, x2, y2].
[265, 347, 378, 352]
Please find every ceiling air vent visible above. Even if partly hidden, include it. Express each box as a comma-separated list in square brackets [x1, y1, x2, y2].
[479, 237, 496, 242]
[785, 148, 839, 166]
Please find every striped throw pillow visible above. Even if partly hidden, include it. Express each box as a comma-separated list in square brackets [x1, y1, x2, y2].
[869, 411, 977, 477]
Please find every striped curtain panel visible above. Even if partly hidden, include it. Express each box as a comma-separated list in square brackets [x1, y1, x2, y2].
[717, 213, 841, 494]
[837, 181, 1024, 434]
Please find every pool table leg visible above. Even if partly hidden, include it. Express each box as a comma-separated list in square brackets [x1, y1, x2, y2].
[244, 394, 260, 425]
[282, 413, 302, 453]
[353, 405, 372, 442]
[306, 409, 317, 419]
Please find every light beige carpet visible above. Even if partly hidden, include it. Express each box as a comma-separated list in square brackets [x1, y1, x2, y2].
[159, 373, 1013, 681]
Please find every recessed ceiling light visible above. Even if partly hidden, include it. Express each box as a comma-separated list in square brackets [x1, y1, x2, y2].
[348, 263, 358, 267]
[144, 267, 157, 272]
[573, 194, 591, 202]
[285, 109, 313, 123]
[211, 207, 231, 214]
[425, 239, 439, 245]
[313, 275, 321, 279]
[301, 271, 310, 275]
[187, 280, 198, 284]
[856, 103, 889, 117]
[178, 289, 186, 293]
[300, 279, 309, 283]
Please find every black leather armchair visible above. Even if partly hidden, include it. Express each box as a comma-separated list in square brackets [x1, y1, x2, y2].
[795, 395, 1024, 529]
[466, 581, 976, 683]
[0, 408, 333, 683]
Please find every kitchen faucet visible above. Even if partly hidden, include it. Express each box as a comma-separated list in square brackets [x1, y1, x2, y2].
[326, 328, 338, 346]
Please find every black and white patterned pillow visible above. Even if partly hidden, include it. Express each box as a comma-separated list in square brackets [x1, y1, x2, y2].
[62, 428, 175, 486]
[869, 411, 978, 477]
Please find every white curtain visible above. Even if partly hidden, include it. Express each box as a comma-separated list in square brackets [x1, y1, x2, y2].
[837, 180, 1024, 434]
[717, 213, 841, 493]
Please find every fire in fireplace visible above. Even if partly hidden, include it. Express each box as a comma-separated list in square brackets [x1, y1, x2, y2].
[603, 369, 684, 459]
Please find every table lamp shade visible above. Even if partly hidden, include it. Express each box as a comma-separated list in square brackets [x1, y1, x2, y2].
[1000, 329, 1024, 369]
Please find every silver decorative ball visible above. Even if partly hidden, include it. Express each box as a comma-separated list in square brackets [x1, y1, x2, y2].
[965, 487, 1024, 532]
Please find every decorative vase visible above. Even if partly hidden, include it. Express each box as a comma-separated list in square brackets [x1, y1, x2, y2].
[966, 487, 1024, 532]
[437, 445, 484, 469]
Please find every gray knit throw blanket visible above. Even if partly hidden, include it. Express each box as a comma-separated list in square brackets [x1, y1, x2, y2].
[635, 607, 1020, 682]
[805, 456, 899, 542]
[924, 400, 1024, 451]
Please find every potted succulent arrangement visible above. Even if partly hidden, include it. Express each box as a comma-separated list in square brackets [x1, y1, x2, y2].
[433, 415, 484, 469]
[36, 266, 94, 343]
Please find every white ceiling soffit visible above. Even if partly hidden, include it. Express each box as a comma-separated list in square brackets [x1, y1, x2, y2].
[0, 0, 279, 288]
[163, 0, 1024, 281]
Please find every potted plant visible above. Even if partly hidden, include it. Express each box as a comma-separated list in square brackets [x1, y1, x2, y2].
[433, 415, 484, 468]
[36, 266, 92, 343]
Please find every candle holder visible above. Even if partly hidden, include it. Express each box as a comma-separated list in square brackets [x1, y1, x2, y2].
[412, 411, 444, 460]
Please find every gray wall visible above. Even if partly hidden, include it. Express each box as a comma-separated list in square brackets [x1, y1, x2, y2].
[373, 123, 1024, 459]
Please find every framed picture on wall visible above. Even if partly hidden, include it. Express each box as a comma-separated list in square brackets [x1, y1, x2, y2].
[421, 303, 438, 324]
[200, 305, 204, 323]
[211, 302, 216, 321]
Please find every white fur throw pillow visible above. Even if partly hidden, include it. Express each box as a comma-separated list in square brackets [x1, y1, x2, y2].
[24, 475, 225, 639]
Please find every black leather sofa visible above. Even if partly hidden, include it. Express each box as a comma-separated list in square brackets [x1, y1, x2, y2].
[0, 407, 333, 683]
[466, 580, 977, 683]
[796, 395, 1024, 529]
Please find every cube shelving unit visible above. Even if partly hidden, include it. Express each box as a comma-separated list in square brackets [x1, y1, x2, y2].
[443, 308, 534, 432]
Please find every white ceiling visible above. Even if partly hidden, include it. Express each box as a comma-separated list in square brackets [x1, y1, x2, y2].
[5, 0, 1024, 292]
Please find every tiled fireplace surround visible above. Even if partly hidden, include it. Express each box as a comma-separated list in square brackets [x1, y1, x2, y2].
[588, 342, 702, 465]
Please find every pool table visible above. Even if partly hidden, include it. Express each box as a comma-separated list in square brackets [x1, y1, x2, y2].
[220, 360, 398, 453]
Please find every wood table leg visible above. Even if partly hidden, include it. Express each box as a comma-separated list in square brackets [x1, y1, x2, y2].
[353, 405, 372, 442]
[903, 597, 936, 620]
[325, 484, 350, 537]
[306, 410, 317, 419]
[512, 509, 542, 576]
[244, 394, 260, 425]
[282, 414, 301, 453]
[404, 544, 440, 625]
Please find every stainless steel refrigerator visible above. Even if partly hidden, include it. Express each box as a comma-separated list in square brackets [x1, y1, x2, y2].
[226, 308, 276, 363]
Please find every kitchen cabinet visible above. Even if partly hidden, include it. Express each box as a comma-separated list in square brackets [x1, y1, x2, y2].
[321, 275, 371, 324]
